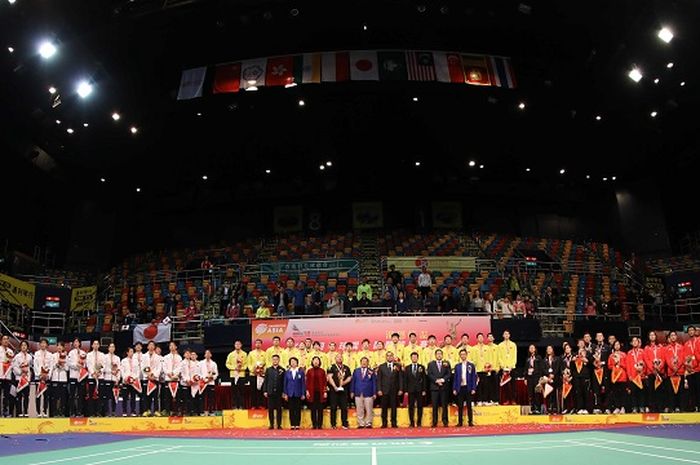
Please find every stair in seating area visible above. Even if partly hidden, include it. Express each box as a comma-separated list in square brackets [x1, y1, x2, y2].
[359, 232, 381, 290]
[461, 233, 486, 257]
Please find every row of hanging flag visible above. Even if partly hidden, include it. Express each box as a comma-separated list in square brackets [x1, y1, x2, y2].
[177, 50, 516, 100]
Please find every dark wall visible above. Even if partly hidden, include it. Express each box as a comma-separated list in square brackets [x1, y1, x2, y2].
[615, 180, 672, 257]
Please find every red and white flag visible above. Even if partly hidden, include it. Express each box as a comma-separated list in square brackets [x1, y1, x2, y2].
[266, 56, 295, 87]
[78, 367, 89, 383]
[36, 380, 48, 398]
[17, 375, 29, 392]
[321, 52, 350, 82]
[434, 52, 465, 83]
[406, 51, 436, 81]
[112, 385, 121, 403]
[147, 380, 158, 396]
[168, 381, 179, 399]
[349, 51, 379, 81]
[213, 63, 241, 94]
[133, 323, 171, 344]
[1, 361, 11, 378]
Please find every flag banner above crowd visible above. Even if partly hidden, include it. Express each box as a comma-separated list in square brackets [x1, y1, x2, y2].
[133, 322, 172, 344]
[177, 51, 516, 99]
[260, 259, 359, 274]
[251, 315, 491, 350]
[0, 272, 36, 308]
[69, 286, 97, 312]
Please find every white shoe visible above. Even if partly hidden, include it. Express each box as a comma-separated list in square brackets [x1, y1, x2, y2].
[580, 409, 589, 415]
[593, 409, 601, 414]
[644, 407, 650, 413]
[612, 409, 620, 414]
[604, 409, 611, 414]
[620, 407, 625, 414]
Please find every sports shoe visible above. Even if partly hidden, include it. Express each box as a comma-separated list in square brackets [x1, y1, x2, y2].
[612, 409, 620, 414]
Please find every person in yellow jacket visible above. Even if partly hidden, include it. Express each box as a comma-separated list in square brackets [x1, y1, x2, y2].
[373, 341, 387, 368]
[225, 340, 248, 409]
[441, 335, 460, 368]
[403, 332, 423, 366]
[247, 339, 267, 409]
[356, 339, 375, 369]
[386, 333, 405, 362]
[325, 342, 341, 371]
[342, 342, 358, 371]
[456, 333, 472, 360]
[265, 336, 284, 366]
[497, 330, 518, 405]
[472, 333, 492, 405]
[307, 341, 328, 370]
[281, 337, 300, 368]
[421, 335, 439, 367]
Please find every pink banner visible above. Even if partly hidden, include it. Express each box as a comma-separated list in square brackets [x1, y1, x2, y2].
[252, 316, 491, 350]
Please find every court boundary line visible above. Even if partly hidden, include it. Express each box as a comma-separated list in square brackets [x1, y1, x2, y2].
[569, 440, 700, 464]
[593, 438, 700, 455]
[82, 446, 181, 465]
[27, 445, 156, 465]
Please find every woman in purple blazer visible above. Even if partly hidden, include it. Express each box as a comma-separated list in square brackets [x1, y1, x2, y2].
[283, 357, 306, 429]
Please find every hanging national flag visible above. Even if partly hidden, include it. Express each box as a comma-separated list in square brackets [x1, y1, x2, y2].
[462, 55, 491, 86]
[147, 379, 158, 396]
[321, 52, 350, 82]
[169, 381, 179, 398]
[292, 53, 321, 84]
[177, 67, 207, 100]
[350, 51, 379, 81]
[240, 58, 267, 90]
[406, 51, 436, 81]
[266, 56, 295, 87]
[434, 52, 465, 83]
[17, 375, 29, 392]
[213, 63, 241, 94]
[133, 322, 171, 344]
[378, 51, 408, 81]
[487, 56, 517, 89]
[36, 380, 48, 398]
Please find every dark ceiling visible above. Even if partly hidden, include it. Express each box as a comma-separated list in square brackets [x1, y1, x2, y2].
[1, 0, 699, 259]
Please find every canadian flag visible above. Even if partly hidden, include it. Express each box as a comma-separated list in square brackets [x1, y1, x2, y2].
[133, 322, 171, 344]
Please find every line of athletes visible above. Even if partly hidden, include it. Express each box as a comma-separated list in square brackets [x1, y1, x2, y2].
[0, 335, 219, 418]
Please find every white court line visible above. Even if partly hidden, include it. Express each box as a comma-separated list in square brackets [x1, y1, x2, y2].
[371, 446, 377, 465]
[594, 439, 700, 455]
[82, 446, 181, 465]
[569, 441, 700, 464]
[28, 445, 156, 465]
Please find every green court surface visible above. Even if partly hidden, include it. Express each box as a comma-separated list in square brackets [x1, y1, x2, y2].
[10, 431, 700, 465]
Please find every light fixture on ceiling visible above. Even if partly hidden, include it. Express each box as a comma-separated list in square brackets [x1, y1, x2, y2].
[628, 67, 643, 83]
[658, 27, 673, 44]
[38, 40, 57, 59]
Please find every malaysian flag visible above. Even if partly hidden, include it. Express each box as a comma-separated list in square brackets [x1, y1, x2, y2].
[406, 51, 436, 81]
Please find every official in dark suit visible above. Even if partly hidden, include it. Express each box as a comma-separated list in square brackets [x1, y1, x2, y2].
[262, 355, 285, 429]
[327, 353, 351, 429]
[283, 357, 306, 429]
[376, 351, 403, 428]
[524, 344, 543, 413]
[452, 349, 477, 427]
[403, 351, 427, 427]
[427, 349, 451, 427]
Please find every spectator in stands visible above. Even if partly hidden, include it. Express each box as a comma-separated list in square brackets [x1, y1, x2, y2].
[407, 288, 422, 312]
[226, 299, 240, 319]
[304, 294, 314, 315]
[200, 255, 213, 270]
[541, 286, 555, 307]
[256, 298, 271, 319]
[424, 291, 438, 313]
[327, 292, 343, 316]
[371, 292, 382, 312]
[597, 293, 609, 318]
[381, 291, 396, 313]
[357, 292, 371, 314]
[220, 282, 232, 315]
[470, 290, 484, 313]
[165, 294, 176, 317]
[396, 291, 408, 313]
[341, 290, 356, 314]
[497, 294, 514, 318]
[524, 295, 535, 318]
[585, 297, 597, 320]
[312, 285, 326, 315]
[387, 264, 403, 288]
[293, 283, 306, 316]
[438, 289, 455, 313]
[456, 285, 470, 312]
[484, 292, 495, 316]
[513, 295, 526, 318]
[384, 277, 398, 302]
[273, 285, 290, 317]
[508, 275, 521, 300]
[417, 267, 432, 299]
[357, 278, 372, 305]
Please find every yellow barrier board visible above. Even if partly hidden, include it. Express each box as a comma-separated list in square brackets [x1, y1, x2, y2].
[1, 409, 699, 434]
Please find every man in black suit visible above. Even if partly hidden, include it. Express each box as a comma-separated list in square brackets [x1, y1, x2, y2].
[262, 355, 285, 429]
[376, 351, 403, 428]
[427, 349, 451, 427]
[403, 351, 427, 427]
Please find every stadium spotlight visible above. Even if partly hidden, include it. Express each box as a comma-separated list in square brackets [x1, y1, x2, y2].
[658, 27, 673, 44]
[479, 164, 484, 169]
[559, 168, 566, 175]
[55, 119, 61, 125]
[265, 169, 271, 174]
[415, 161, 421, 166]
[362, 24, 368, 31]
[38, 40, 57, 59]
[612, 176, 617, 181]
[83, 123, 89, 127]
[130, 126, 138, 134]
[136, 187, 141, 192]
[202, 175, 208, 180]
[48, 86, 57, 94]
[518, 102, 526, 110]
[595, 115, 602, 121]
[666, 62, 674, 69]
[326, 161, 332, 167]
[603, 177, 608, 181]
[76, 80, 93, 98]
[680, 81, 686, 87]
[112, 112, 121, 121]
[319, 165, 325, 170]
[586, 175, 591, 179]
[413, 97, 419, 102]
[650, 111, 658, 118]
[628, 67, 642, 83]
[468, 160, 476, 167]
[653, 78, 659, 84]
[100, 178, 106, 183]
[8, 46, 14, 53]
[298, 99, 305, 106]
[66, 128, 74, 134]
[525, 168, 531, 172]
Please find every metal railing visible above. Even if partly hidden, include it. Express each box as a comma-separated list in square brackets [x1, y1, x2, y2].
[674, 297, 700, 322]
[31, 310, 66, 335]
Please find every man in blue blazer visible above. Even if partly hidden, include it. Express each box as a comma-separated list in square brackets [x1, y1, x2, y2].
[452, 349, 477, 427]
[283, 357, 306, 429]
[350, 356, 376, 428]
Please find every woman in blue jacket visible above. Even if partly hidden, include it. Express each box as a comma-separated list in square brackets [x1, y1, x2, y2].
[283, 357, 306, 429]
